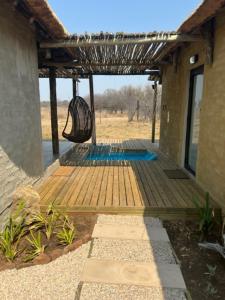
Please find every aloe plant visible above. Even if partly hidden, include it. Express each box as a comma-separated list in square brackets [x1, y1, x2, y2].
[25, 231, 45, 261]
[57, 220, 76, 245]
[0, 202, 28, 261]
[30, 203, 61, 241]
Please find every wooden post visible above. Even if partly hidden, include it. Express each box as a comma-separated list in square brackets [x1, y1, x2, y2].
[72, 78, 77, 98]
[89, 74, 96, 145]
[151, 81, 158, 143]
[136, 100, 140, 121]
[49, 67, 59, 155]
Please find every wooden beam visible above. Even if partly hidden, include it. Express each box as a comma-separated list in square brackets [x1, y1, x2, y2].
[151, 81, 158, 143]
[40, 34, 202, 49]
[39, 61, 170, 68]
[72, 78, 77, 98]
[202, 19, 215, 65]
[89, 75, 96, 145]
[49, 67, 59, 155]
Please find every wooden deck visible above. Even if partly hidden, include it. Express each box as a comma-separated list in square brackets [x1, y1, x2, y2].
[37, 139, 220, 219]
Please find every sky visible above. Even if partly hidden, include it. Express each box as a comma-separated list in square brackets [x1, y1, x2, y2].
[39, 0, 202, 101]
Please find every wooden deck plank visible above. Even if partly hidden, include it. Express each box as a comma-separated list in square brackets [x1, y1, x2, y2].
[76, 166, 96, 206]
[41, 176, 69, 205]
[151, 162, 188, 208]
[105, 166, 114, 207]
[112, 166, 120, 206]
[82, 166, 101, 206]
[137, 161, 164, 207]
[127, 166, 143, 207]
[130, 162, 152, 207]
[124, 166, 135, 207]
[54, 166, 81, 205]
[66, 167, 90, 207]
[142, 161, 173, 207]
[52, 166, 75, 177]
[118, 167, 127, 206]
[90, 166, 105, 207]
[98, 166, 110, 206]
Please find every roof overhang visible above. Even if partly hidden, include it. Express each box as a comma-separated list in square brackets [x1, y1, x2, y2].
[39, 32, 202, 77]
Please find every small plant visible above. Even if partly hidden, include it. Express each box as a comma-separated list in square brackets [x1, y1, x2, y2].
[25, 230, 45, 261]
[205, 281, 218, 296]
[205, 264, 217, 277]
[30, 203, 61, 241]
[0, 225, 19, 261]
[0, 202, 27, 261]
[192, 192, 214, 238]
[57, 220, 76, 245]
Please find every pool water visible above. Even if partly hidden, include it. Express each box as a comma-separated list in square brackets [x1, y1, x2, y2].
[86, 150, 157, 161]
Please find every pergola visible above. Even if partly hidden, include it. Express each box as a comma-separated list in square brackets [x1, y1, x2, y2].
[38, 31, 202, 154]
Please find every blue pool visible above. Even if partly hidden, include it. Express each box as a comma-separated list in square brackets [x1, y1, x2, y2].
[86, 150, 157, 161]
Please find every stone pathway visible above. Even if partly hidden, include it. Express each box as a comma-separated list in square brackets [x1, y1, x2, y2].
[78, 215, 187, 300]
[0, 215, 187, 300]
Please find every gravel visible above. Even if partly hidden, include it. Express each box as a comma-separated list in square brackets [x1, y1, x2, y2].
[91, 238, 176, 264]
[97, 215, 163, 227]
[80, 283, 187, 300]
[0, 242, 90, 300]
[0, 215, 186, 300]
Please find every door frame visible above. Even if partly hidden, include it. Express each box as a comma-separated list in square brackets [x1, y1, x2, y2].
[185, 65, 204, 175]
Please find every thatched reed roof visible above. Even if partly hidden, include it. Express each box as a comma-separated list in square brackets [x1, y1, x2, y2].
[22, 0, 69, 39]
[179, 0, 225, 33]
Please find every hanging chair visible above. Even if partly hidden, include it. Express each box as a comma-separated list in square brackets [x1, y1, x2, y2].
[62, 96, 93, 143]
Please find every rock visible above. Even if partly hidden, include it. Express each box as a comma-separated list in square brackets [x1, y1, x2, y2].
[63, 239, 83, 254]
[11, 185, 41, 222]
[50, 249, 63, 260]
[3, 262, 16, 270]
[16, 262, 34, 270]
[82, 233, 91, 243]
[33, 253, 51, 265]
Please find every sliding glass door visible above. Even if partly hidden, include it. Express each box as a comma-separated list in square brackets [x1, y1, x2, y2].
[185, 66, 204, 175]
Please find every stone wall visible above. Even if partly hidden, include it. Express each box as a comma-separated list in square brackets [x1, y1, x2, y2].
[160, 11, 225, 208]
[0, 2, 43, 223]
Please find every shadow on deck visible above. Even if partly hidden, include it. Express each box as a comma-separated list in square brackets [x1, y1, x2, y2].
[36, 139, 221, 220]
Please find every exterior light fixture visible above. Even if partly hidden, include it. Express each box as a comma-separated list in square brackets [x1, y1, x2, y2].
[190, 54, 199, 64]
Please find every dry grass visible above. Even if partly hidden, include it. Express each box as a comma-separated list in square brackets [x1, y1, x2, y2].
[41, 105, 160, 141]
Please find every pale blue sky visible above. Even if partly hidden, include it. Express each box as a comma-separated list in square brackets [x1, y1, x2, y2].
[39, 0, 202, 101]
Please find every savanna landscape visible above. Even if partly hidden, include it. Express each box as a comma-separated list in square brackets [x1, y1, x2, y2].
[41, 85, 161, 141]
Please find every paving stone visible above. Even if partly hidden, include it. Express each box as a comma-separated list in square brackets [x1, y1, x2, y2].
[91, 239, 176, 264]
[80, 283, 187, 300]
[97, 215, 163, 227]
[81, 259, 186, 289]
[92, 224, 169, 242]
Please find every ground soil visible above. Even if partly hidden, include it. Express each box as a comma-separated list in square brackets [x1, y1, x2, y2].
[0, 214, 97, 272]
[164, 220, 225, 300]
